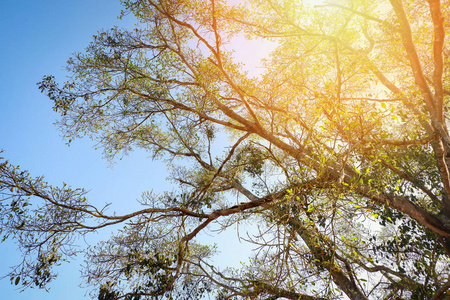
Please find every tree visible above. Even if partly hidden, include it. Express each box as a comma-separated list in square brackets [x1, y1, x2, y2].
[1, 0, 450, 298]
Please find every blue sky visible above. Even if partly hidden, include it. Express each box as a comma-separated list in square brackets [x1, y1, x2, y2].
[0, 1, 255, 298]
[0, 1, 168, 298]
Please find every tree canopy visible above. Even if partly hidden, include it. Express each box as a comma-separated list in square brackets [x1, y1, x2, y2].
[1, 0, 450, 299]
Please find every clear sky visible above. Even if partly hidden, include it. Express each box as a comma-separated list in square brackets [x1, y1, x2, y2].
[0, 1, 255, 299]
[0, 0, 166, 298]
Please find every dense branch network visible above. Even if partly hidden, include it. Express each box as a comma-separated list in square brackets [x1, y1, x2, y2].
[1, 0, 450, 299]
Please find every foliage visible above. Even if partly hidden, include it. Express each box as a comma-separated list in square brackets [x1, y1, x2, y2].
[2, 0, 450, 299]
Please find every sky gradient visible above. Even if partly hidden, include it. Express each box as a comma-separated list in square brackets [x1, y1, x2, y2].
[0, 1, 164, 298]
[0, 1, 255, 298]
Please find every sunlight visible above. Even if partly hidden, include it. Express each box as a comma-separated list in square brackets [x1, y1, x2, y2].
[227, 0, 327, 77]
